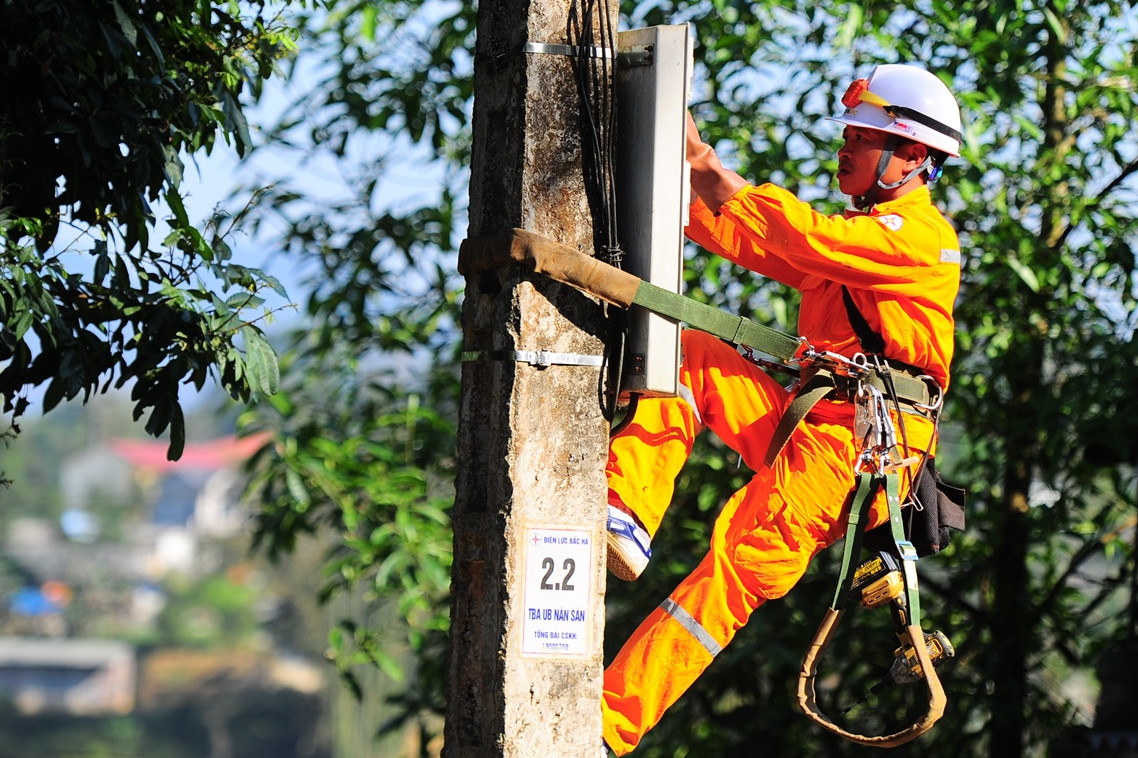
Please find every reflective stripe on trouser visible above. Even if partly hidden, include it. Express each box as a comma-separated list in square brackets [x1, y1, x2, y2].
[602, 330, 921, 755]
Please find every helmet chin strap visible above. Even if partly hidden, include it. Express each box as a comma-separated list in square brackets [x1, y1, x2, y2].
[853, 135, 933, 211]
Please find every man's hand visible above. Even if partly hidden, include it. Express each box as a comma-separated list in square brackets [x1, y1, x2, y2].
[686, 111, 714, 165]
[685, 110, 748, 211]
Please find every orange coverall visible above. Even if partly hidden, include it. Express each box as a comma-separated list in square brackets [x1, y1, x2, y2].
[602, 182, 962, 755]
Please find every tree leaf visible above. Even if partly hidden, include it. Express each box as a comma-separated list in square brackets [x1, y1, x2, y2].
[242, 326, 280, 396]
[1006, 256, 1041, 293]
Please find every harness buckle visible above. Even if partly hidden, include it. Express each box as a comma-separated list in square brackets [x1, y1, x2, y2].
[913, 378, 944, 414]
[896, 540, 919, 563]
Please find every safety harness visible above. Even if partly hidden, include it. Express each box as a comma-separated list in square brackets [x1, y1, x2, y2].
[459, 227, 960, 746]
[796, 415, 950, 746]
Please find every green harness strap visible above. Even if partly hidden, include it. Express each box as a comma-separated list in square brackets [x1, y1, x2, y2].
[765, 369, 839, 468]
[832, 471, 921, 629]
[832, 473, 879, 611]
[634, 281, 936, 472]
[883, 472, 922, 628]
[633, 280, 804, 362]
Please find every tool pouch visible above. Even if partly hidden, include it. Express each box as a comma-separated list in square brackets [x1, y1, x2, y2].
[865, 458, 966, 557]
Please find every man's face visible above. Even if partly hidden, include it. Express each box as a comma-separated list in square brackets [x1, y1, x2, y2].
[836, 126, 893, 197]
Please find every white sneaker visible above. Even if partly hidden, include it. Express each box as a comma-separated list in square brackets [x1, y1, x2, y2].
[606, 504, 652, 581]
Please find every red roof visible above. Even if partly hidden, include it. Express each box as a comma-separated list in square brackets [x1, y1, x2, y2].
[109, 432, 272, 472]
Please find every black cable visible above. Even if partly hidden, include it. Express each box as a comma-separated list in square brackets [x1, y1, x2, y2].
[609, 392, 640, 438]
[597, 0, 621, 260]
[566, 0, 628, 420]
[567, 0, 622, 266]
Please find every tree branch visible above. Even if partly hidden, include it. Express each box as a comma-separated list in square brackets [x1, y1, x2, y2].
[1055, 157, 1138, 249]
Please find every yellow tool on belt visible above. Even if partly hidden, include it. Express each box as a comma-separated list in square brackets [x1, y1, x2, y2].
[851, 551, 907, 609]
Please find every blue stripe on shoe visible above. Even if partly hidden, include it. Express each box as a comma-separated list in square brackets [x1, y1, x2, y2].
[606, 508, 651, 558]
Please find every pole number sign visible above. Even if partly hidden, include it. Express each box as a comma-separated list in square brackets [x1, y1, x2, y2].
[521, 525, 594, 657]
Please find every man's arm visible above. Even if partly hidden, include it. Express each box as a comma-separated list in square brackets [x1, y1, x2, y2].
[684, 113, 811, 287]
[685, 197, 808, 289]
[717, 185, 952, 291]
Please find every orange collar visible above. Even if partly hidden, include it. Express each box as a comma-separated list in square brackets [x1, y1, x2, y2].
[844, 185, 932, 218]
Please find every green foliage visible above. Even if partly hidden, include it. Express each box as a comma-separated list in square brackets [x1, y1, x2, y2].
[231, 3, 469, 727]
[240, 334, 456, 708]
[233, 0, 469, 357]
[0, 0, 296, 457]
[1, 0, 295, 234]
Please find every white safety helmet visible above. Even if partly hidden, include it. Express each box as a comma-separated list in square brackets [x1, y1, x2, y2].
[828, 64, 962, 158]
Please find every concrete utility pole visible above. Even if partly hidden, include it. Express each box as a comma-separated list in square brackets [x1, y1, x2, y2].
[445, 0, 614, 756]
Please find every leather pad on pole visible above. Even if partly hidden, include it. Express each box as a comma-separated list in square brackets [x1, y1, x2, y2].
[459, 228, 642, 308]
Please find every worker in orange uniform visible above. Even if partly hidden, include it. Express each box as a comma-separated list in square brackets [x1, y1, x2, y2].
[602, 63, 965, 755]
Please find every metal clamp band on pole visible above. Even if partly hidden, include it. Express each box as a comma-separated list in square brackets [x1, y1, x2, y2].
[462, 349, 605, 368]
[520, 42, 614, 59]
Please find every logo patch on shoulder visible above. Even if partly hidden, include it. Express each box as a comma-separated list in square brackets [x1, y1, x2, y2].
[875, 214, 904, 231]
